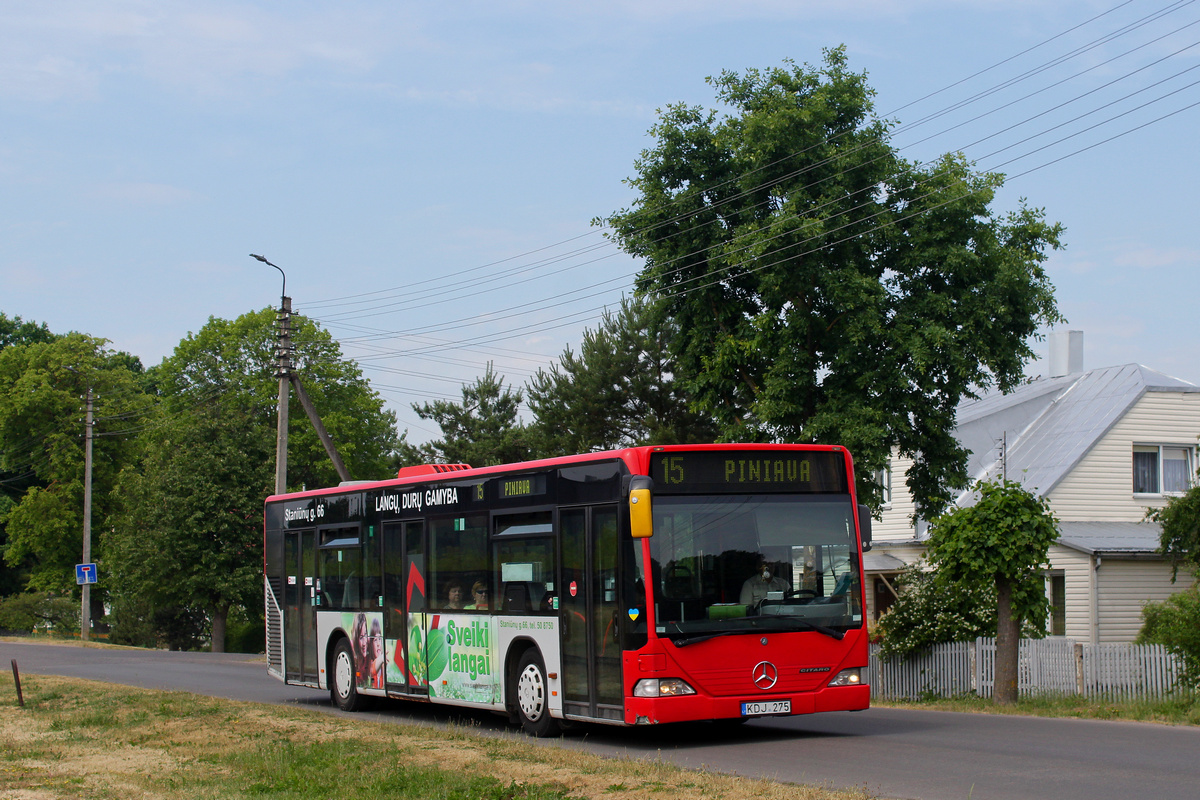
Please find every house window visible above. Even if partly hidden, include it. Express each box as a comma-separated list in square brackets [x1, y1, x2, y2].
[874, 463, 892, 507]
[1047, 573, 1066, 636]
[1133, 445, 1194, 494]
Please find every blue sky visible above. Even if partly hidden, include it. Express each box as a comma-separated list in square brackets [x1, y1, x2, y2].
[3, 1, 1198, 444]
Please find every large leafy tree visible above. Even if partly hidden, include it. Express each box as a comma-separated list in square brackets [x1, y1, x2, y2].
[108, 404, 271, 651]
[400, 364, 530, 468]
[108, 308, 398, 650]
[925, 480, 1058, 705]
[0, 312, 63, 594]
[0, 333, 149, 596]
[152, 308, 399, 489]
[604, 49, 1064, 514]
[0, 312, 56, 353]
[526, 297, 718, 456]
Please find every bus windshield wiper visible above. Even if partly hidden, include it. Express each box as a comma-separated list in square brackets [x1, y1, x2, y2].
[670, 619, 844, 647]
[670, 630, 747, 647]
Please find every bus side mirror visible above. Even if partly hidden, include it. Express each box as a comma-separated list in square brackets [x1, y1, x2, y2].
[858, 504, 872, 552]
[629, 476, 654, 539]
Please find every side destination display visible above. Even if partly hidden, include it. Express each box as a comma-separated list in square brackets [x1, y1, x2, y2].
[651, 450, 848, 494]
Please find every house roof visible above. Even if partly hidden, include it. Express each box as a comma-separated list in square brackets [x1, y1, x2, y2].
[871, 521, 1165, 558]
[954, 364, 1199, 504]
[863, 551, 909, 572]
[1057, 521, 1164, 555]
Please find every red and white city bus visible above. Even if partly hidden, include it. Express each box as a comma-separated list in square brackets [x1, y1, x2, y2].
[263, 443, 872, 735]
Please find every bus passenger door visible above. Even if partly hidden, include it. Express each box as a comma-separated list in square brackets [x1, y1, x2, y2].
[383, 519, 428, 694]
[560, 505, 622, 722]
[285, 528, 319, 685]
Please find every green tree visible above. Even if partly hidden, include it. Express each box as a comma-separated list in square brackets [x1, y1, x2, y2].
[153, 308, 399, 488]
[925, 479, 1058, 704]
[1146, 482, 1200, 581]
[603, 49, 1063, 514]
[526, 297, 718, 456]
[0, 333, 149, 597]
[0, 312, 57, 353]
[108, 404, 270, 651]
[0, 312, 59, 595]
[1139, 482, 1200, 690]
[400, 364, 530, 468]
[107, 308, 397, 650]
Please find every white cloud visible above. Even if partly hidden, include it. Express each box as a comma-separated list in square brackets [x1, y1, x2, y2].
[0, 1, 407, 101]
[1113, 246, 1199, 270]
[88, 182, 197, 205]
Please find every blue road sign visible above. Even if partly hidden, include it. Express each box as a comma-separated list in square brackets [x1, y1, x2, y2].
[76, 563, 98, 585]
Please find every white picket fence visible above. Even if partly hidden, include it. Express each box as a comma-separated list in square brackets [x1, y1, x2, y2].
[867, 638, 1183, 700]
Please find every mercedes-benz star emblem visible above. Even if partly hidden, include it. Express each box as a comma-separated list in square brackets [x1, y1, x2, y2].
[752, 660, 778, 690]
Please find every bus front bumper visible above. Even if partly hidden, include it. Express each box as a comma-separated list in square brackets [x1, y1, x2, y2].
[624, 683, 870, 725]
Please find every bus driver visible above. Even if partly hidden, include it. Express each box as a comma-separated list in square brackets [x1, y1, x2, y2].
[739, 557, 788, 606]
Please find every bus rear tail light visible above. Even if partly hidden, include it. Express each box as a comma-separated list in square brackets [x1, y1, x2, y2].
[827, 668, 862, 687]
[633, 678, 696, 697]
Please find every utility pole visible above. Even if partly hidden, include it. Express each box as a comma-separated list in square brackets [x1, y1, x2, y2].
[81, 386, 93, 642]
[1001, 431, 1008, 482]
[275, 297, 292, 496]
[291, 372, 351, 483]
[252, 254, 291, 496]
[252, 253, 351, 490]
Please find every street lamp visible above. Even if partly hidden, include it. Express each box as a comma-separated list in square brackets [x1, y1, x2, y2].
[251, 254, 291, 496]
[250, 253, 285, 302]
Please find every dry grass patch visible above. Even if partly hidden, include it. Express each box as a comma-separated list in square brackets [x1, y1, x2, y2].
[0, 673, 872, 800]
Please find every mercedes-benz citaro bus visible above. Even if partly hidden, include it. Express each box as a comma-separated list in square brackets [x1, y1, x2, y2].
[263, 444, 872, 736]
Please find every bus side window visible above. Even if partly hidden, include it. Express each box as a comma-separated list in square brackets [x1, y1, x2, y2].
[319, 526, 362, 610]
[495, 534, 555, 615]
[429, 514, 489, 612]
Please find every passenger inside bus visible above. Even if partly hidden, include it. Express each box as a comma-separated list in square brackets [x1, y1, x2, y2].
[444, 579, 466, 610]
[465, 581, 489, 610]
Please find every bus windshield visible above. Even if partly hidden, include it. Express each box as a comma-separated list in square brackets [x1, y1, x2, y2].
[648, 494, 863, 640]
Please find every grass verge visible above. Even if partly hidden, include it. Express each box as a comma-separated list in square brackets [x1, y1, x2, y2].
[0, 672, 873, 800]
[875, 691, 1200, 725]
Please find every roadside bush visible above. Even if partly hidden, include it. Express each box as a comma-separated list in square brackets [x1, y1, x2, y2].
[0, 592, 79, 635]
[876, 562, 1046, 661]
[106, 597, 159, 648]
[875, 563, 994, 661]
[224, 607, 265, 654]
[1137, 585, 1200, 690]
[107, 598, 207, 650]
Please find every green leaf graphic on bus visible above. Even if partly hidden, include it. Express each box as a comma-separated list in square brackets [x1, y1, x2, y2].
[426, 628, 448, 682]
[408, 625, 426, 685]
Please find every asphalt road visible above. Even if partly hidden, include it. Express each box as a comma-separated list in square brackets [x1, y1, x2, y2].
[5, 640, 1198, 800]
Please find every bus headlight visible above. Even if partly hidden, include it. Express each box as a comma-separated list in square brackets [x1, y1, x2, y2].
[633, 678, 697, 697]
[827, 668, 862, 687]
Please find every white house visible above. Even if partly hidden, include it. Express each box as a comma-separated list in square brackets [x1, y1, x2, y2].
[867, 331, 1200, 643]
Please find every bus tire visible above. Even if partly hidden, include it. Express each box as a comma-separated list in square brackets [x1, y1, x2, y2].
[514, 649, 559, 737]
[331, 638, 364, 712]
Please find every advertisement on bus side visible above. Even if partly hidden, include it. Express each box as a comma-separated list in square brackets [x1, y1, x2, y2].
[343, 611, 385, 691]
[401, 613, 499, 704]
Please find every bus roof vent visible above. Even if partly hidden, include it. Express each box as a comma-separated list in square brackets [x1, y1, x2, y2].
[397, 463, 473, 479]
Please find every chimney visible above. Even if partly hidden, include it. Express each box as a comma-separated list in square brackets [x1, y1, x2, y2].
[1048, 330, 1084, 378]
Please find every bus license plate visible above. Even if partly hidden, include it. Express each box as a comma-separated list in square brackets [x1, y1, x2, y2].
[741, 700, 790, 716]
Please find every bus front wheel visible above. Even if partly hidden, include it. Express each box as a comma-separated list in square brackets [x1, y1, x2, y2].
[331, 638, 364, 712]
[514, 649, 559, 737]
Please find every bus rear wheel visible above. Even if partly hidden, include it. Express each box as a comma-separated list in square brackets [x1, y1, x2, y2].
[514, 649, 559, 737]
[331, 638, 364, 712]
